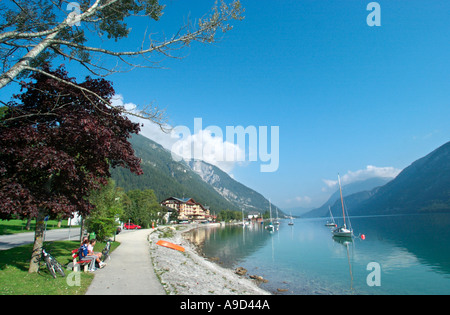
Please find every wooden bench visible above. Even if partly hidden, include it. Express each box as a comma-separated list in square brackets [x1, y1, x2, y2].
[71, 249, 90, 272]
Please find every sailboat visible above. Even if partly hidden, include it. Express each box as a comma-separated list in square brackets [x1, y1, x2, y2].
[332, 174, 353, 238]
[240, 209, 249, 227]
[265, 200, 275, 232]
[273, 208, 280, 226]
[325, 206, 337, 227]
[288, 212, 294, 226]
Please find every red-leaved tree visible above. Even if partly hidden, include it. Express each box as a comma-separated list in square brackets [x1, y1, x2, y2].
[0, 65, 142, 273]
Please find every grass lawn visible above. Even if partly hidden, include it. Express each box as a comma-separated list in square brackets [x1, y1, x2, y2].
[0, 240, 119, 295]
[0, 219, 76, 235]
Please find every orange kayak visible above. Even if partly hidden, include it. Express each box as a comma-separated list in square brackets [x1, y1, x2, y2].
[156, 240, 185, 252]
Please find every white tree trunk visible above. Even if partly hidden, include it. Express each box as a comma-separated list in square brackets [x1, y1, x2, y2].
[0, 31, 59, 89]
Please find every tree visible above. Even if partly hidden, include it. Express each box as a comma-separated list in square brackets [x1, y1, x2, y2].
[0, 0, 244, 123]
[216, 209, 242, 222]
[123, 189, 163, 228]
[0, 65, 142, 273]
[86, 179, 124, 241]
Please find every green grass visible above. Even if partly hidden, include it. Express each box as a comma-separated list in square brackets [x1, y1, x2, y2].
[0, 219, 77, 235]
[0, 240, 120, 295]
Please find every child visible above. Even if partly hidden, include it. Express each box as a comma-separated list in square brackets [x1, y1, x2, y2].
[78, 238, 96, 271]
[88, 239, 106, 269]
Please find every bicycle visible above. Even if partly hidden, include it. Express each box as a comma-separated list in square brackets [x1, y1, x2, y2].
[41, 247, 66, 279]
[101, 239, 113, 262]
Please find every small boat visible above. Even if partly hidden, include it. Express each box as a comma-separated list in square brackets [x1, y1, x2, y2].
[273, 209, 280, 225]
[156, 240, 185, 252]
[325, 206, 337, 227]
[240, 209, 249, 226]
[265, 200, 275, 232]
[332, 226, 353, 237]
[332, 174, 353, 238]
[288, 212, 294, 225]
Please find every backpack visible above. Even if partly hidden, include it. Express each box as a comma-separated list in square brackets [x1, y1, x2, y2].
[78, 244, 88, 259]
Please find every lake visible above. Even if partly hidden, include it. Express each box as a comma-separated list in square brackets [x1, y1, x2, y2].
[185, 213, 450, 295]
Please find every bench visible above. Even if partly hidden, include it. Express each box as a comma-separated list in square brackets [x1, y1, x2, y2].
[71, 249, 90, 272]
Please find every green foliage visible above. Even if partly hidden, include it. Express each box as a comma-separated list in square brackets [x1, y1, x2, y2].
[216, 210, 242, 222]
[111, 134, 239, 212]
[111, 134, 284, 218]
[122, 188, 165, 228]
[0, 106, 7, 120]
[90, 0, 164, 41]
[85, 180, 124, 241]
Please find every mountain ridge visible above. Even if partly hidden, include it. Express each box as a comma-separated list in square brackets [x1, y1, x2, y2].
[303, 141, 450, 218]
[111, 134, 281, 215]
[302, 177, 392, 218]
[350, 140, 450, 215]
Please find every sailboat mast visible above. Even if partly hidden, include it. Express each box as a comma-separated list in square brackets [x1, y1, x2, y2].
[269, 199, 272, 223]
[338, 174, 346, 227]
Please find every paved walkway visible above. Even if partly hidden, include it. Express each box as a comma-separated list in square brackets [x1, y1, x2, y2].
[85, 228, 165, 295]
[0, 228, 81, 250]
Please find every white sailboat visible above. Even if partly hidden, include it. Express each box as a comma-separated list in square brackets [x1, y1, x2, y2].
[288, 211, 294, 226]
[325, 206, 337, 227]
[240, 209, 249, 226]
[273, 208, 280, 226]
[265, 200, 275, 232]
[332, 174, 353, 238]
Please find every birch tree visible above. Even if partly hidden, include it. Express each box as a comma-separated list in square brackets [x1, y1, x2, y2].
[0, 0, 244, 123]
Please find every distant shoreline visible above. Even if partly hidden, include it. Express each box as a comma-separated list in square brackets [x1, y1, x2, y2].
[148, 224, 271, 295]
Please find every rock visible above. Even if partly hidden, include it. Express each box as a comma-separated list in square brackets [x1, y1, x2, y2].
[250, 275, 268, 283]
[277, 288, 288, 292]
[235, 267, 247, 276]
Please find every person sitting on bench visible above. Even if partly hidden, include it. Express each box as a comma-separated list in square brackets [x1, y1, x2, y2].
[78, 239, 97, 272]
[88, 239, 106, 269]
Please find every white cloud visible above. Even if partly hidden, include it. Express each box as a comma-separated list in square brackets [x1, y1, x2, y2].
[323, 179, 338, 188]
[323, 165, 402, 189]
[170, 128, 245, 173]
[112, 94, 244, 174]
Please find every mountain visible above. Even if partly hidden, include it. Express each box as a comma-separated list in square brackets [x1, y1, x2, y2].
[302, 177, 392, 218]
[283, 206, 314, 217]
[111, 134, 280, 214]
[188, 160, 283, 214]
[349, 141, 450, 215]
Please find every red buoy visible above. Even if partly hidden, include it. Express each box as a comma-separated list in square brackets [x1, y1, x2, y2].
[361, 234, 366, 240]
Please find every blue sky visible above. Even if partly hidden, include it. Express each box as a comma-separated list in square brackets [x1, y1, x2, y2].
[2, 1, 449, 210]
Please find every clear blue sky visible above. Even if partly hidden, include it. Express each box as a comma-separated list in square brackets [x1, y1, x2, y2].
[2, 1, 449, 210]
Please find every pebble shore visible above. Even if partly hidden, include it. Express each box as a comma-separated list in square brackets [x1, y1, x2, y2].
[148, 225, 271, 295]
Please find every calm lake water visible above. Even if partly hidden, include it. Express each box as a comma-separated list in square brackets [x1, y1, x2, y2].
[186, 213, 450, 295]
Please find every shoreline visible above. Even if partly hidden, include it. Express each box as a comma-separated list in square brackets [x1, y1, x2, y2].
[148, 224, 271, 295]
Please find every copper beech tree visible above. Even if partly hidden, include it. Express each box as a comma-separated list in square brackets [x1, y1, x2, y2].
[0, 65, 142, 273]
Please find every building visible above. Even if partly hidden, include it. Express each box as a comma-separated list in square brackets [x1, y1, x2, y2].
[160, 197, 212, 223]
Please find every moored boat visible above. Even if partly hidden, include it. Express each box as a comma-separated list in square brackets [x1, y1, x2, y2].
[332, 174, 353, 238]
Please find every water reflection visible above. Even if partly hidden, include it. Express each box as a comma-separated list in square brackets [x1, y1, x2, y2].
[186, 214, 450, 294]
[351, 214, 450, 276]
[332, 236, 354, 291]
[185, 222, 273, 268]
